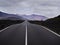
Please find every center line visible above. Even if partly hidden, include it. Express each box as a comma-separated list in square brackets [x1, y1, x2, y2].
[25, 22, 27, 45]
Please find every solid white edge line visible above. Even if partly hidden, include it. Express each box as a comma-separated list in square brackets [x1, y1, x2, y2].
[0, 23, 21, 32]
[0, 26, 11, 32]
[25, 22, 27, 45]
[40, 25, 60, 37]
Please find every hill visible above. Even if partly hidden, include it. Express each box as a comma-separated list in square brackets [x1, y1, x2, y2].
[0, 11, 48, 21]
[29, 15, 60, 34]
[0, 11, 26, 20]
[0, 20, 24, 30]
[21, 14, 48, 21]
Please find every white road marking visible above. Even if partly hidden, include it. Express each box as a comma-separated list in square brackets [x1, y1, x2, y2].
[0, 26, 11, 32]
[25, 22, 27, 45]
[40, 25, 60, 37]
[0, 24, 17, 33]
[0, 23, 22, 32]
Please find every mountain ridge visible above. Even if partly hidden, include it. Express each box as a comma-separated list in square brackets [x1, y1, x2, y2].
[0, 11, 48, 21]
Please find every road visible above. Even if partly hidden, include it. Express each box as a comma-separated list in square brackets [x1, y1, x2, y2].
[0, 21, 60, 45]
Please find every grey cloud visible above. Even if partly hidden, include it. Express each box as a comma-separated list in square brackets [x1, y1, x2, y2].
[0, 0, 60, 18]
[0, 0, 25, 7]
[41, 2, 60, 7]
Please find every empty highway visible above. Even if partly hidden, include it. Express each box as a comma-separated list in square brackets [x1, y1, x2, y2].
[0, 21, 60, 45]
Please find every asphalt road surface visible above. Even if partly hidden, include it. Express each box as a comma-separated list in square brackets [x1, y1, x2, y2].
[0, 21, 60, 45]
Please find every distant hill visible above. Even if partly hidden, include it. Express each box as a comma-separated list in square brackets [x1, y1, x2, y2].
[21, 14, 48, 21]
[0, 11, 26, 20]
[0, 11, 48, 21]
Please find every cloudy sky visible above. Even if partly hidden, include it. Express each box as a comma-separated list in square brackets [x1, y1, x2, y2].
[0, 0, 60, 18]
